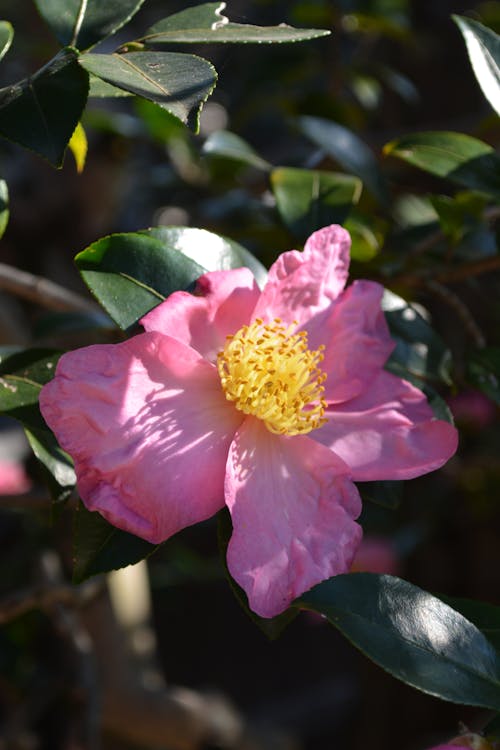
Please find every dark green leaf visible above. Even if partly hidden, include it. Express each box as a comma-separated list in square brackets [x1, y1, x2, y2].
[203, 130, 271, 171]
[143, 3, 330, 45]
[33, 0, 145, 51]
[466, 347, 500, 405]
[217, 508, 297, 639]
[298, 573, 500, 709]
[384, 131, 500, 200]
[0, 21, 13, 62]
[0, 48, 89, 166]
[141, 226, 268, 288]
[343, 217, 382, 261]
[88, 75, 133, 97]
[358, 480, 403, 510]
[453, 15, 500, 117]
[485, 713, 500, 739]
[0, 179, 8, 239]
[271, 167, 361, 242]
[439, 595, 500, 652]
[73, 502, 158, 583]
[75, 232, 206, 331]
[25, 427, 75, 504]
[297, 115, 389, 205]
[382, 290, 453, 386]
[79, 51, 217, 130]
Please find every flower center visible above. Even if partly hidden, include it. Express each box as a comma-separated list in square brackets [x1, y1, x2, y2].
[217, 317, 328, 436]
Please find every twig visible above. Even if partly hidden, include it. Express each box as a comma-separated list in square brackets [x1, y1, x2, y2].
[424, 279, 486, 348]
[0, 263, 97, 313]
[0, 578, 103, 625]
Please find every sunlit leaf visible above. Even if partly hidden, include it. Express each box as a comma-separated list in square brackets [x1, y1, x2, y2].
[299, 574, 500, 709]
[0, 179, 8, 239]
[0, 21, 13, 62]
[453, 15, 500, 116]
[33, 0, 146, 51]
[203, 130, 271, 171]
[68, 121, 87, 173]
[80, 51, 217, 130]
[143, 2, 330, 45]
[0, 48, 89, 166]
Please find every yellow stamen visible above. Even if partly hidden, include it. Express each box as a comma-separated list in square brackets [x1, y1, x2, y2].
[217, 319, 328, 436]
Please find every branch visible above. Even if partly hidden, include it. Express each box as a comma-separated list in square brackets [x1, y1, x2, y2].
[0, 578, 103, 625]
[0, 263, 98, 313]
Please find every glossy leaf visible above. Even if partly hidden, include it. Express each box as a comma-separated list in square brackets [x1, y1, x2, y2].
[466, 347, 500, 405]
[382, 290, 453, 386]
[73, 502, 157, 583]
[453, 15, 500, 116]
[384, 131, 500, 200]
[25, 427, 75, 504]
[80, 51, 217, 130]
[440, 595, 500, 652]
[299, 574, 500, 709]
[140, 226, 268, 288]
[297, 115, 389, 205]
[68, 121, 87, 173]
[143, 2, 330, 45]
[203, 130, 271, 171]
[0, 21, 13, 62]
[0, 179, 8, 239]
[33, 0, 145, 51]
[271, 167, 361, 241]
[75, 232, 206, 331]
[0, 48, 89, 166]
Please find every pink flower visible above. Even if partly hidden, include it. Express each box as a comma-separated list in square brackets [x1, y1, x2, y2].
[350, 535, 401, 576]
[0, 461, 31, 495]
[39, 225, 458, 618]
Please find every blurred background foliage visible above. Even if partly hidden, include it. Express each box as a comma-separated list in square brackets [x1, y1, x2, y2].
[1, 1, 500, 749]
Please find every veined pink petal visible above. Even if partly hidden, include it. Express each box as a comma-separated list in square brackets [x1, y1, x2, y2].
[225, 418, 362, 618]
[303, 280, 395, 403]
[314, 370, 458, 481]
[253, 225, 351, 327]
[141, 268, 260, 362]
[40, 333, 243, 543]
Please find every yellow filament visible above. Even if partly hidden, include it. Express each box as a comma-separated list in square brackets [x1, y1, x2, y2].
[217, 318, 328, 436]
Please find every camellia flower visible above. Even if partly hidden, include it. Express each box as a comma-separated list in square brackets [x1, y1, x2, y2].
[40, 225, 458, 618]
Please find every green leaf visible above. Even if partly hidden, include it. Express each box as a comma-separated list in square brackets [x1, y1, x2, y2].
[217, 508, 297, 639]
[73, 502, 158, 583]
[203, 130, 271, 171]
[384, 131, 500, 200]
[343, 217, 382, 261]
[143, 2, 330, 45]
[140, 226, 268, 289]
[75, 232, 206, 331]
[466, 347, 500, 404]
[0, 179, 8, 239]
[382, 289, 453, 386]
[358, 480, 403, 510]
[88, 75, 133, 97]
[297, 115, 389, 205]
[0, 48, 89, 166]
[271, 167, 361, 242]
[453, 15, 500, 117]
[25, 427, 75, 504]
[79, 51, 217, 130]
[0, 21, 13, 62]
[298, 573, 500, 709]
[439, 595, 500, 652]
[485, 713, 500, 739]
[33, 0, 146, 51]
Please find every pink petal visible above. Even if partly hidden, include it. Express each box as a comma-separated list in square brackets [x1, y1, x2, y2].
[253, 225, 351, 327]
[303, 280, 395, 403]
[141, 268, 260, 361]
[40, 333, 243, 543]
[314, 371, 458, 481]
[225, 418, 362, 618]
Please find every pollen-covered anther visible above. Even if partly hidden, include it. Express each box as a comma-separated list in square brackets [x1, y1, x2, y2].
[217, 319, 328, 436]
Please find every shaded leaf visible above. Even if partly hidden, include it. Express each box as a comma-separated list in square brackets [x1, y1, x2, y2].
[25, 427, 75, 504]
[88, 74, 133, 97]
[297, 115, 389, 205]
[358, 480, 403, 510]
[0, 48, 89, 166]
[343, 216, 381, 261]
[485, 713, 500, 740]
[141, 226, 268, 288]
[466, 347, 500, 405]
[33, 0, 146, 51]
[384, 131, 500, 200]
[271, 167, 361, 241]
[75, 232, 206, 331]
[0, 179, 8, 239]
[80, 51, 217, 130]
[73, 502, 157, 583]
[68, 121, 87, 173]
[298, 573, 500, 709]
[440, 595, 500, 652]
[0, 21, 13, 62]
[217, 508, 297, 639]
[453, 15, 500, 116]
[143, 2, 330, 45]
[203, 130, 271, 170]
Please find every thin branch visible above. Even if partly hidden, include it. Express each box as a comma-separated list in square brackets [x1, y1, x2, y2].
[424, 280, 486, 348]
[0, 263, 97, 313]
[0, 578, 103, 625]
